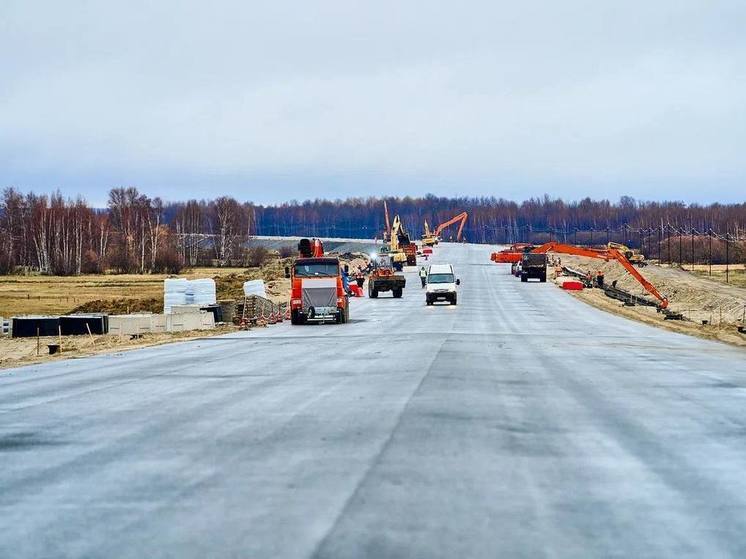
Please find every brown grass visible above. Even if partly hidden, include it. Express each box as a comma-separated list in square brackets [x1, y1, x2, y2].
[0, 265, 287, 317]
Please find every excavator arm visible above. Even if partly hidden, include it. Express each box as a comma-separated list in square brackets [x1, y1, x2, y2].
[383, 201, 391, 240]
[434, 212, 468, 241]
[530, 242, 669, 309]
[607, 249, 668, 308]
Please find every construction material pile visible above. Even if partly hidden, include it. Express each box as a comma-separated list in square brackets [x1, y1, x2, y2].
[164, 278, 216, 313]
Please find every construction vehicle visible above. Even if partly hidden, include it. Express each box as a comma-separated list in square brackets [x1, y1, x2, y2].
[434, 212, 468, 242]
[532, 242, 668, 308]
[421, 220, 438, 247]
[491, 243, 535, 263]
[520, 253, 547, 282]
[607, 242, 646, 266]
[285, 238, 350, 324]
[368, 254, 406, 298]
[387, 214, 416, 269]
[491, 241, 668, 308]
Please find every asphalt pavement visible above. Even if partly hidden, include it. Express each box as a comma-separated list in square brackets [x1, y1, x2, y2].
[2, 243, 746, 558]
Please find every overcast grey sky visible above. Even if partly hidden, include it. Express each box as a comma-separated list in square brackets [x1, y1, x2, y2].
[1, 1, 745, 205]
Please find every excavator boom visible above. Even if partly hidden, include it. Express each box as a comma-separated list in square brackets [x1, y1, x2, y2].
[434, 212, 468, 241]
[383, 201, 391, 239]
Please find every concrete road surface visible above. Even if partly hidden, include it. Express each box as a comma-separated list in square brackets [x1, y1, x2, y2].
[2, 243, 746, 558]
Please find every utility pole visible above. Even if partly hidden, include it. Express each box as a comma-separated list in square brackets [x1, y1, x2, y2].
[667, 226, 671, 265]
[691, 228, 695, 270]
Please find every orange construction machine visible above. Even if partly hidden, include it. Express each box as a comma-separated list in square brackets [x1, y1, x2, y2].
[491, 243, 534, 263]
[491, 241, 669, 309]
[434, 212, 468, 242]
[285, 238, 350, 324]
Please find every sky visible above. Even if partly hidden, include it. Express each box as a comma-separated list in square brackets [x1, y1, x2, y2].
[1, 1, 745, 206]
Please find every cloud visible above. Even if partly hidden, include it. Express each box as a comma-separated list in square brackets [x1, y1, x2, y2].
[2, 0, 745, 203]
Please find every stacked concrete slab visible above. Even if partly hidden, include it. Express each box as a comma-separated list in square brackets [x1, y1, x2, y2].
[108, 310, 214, 336]
[108, 314, 167, 336]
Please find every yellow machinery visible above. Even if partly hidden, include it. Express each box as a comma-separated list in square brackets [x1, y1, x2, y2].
[607, 242, 646, 266]
[421, 220, 438, 246]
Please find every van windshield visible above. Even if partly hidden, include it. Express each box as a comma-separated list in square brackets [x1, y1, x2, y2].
[294, 263, 339, 277]
[428, 273, 454, 284]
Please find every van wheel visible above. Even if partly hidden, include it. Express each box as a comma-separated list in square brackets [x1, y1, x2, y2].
[451, 296, 457, 305]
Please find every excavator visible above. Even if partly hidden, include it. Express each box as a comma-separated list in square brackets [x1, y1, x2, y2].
[382, 201, 417, 269]
[387, 215, 417, 269]
[433, 212, 468, 242]
[491, 241, 668, 309]
[607, 242, 646, 266]
[421, 220, 438, 247]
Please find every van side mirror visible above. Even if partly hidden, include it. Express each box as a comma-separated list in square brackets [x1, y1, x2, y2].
[456, 279, 461, 286]
[284, 266, 290, 279]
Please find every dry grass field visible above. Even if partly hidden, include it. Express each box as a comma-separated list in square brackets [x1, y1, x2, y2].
[0, 267, 268, 317]
[687, 263, 746, 289]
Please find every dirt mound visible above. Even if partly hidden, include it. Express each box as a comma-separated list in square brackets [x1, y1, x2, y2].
[70, 297, 163, 314]
[559, 254, 746, 324]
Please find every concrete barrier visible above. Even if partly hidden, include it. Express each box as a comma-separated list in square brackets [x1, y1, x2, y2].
[166, 311, 215, 332]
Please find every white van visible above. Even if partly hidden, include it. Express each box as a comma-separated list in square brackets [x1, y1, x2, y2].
[425, 263, 460, 305]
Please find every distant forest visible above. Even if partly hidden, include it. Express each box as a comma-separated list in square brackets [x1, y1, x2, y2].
[1, 187, 745, 275]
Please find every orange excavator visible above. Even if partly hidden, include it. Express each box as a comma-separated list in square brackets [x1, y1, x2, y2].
[492, 241, 669, 309]
[434, 212, 468, 242]
[491, 243, 534, 263]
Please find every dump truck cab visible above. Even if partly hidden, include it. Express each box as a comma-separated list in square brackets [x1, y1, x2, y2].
[287, 240, 349, 325]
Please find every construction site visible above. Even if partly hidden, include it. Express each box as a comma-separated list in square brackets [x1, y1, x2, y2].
[4, 203, 746, 558]
[4, 206, 745, 368]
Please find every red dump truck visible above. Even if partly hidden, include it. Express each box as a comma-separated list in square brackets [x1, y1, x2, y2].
[286, 239, 350, 325]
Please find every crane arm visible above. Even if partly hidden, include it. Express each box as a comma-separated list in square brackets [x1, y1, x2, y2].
[384, 201, 391, 236]
[434, 212, 468, 240]
[531, 242, 668, 309]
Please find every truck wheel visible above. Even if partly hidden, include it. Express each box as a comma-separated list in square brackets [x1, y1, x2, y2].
[290, 310, 305, 325]
[521, 273, 528, 282]
[371, 288, 378, 298]
[393, 288, 403, 298]
[369, 284, 378, 298]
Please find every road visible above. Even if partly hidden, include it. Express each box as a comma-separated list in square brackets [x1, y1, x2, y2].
[2, 243, 746, 558]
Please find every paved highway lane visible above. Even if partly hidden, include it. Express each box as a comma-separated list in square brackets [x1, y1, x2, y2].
[3, 243, 746, 558]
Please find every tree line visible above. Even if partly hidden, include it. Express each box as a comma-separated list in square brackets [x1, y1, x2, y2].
[1, 188, 745, 275]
